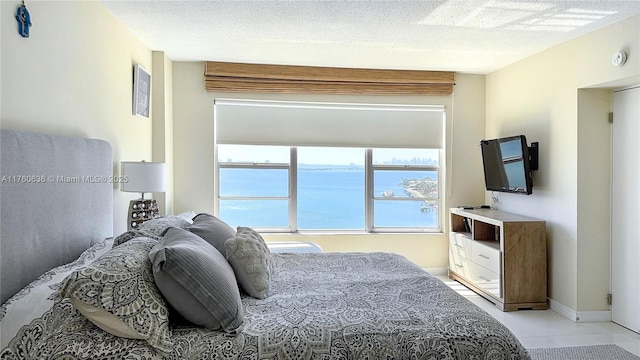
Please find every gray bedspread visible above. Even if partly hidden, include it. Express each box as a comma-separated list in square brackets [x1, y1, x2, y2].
[1, 252, 529, 359]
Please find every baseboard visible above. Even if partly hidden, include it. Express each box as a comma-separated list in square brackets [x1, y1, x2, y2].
[576, 310, 611, 322]
[423, 267, 448, 276]
[549, 298, 611, 322]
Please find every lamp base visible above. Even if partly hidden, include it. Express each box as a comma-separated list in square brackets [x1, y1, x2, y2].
[127, 199, 159, 230]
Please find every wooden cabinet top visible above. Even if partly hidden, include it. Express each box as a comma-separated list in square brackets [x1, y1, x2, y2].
[451, 208, 545, 226]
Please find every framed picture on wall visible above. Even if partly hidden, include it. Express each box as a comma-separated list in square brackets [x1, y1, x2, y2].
[133, 64, 151, 118]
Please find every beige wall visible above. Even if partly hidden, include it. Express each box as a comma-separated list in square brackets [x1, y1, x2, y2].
[152, 52, 174, 215]
[576, 88, 613, 312]
[172, 62, 487, 268]
[1, 1, 153, 235]
[486, 15, 640, 313]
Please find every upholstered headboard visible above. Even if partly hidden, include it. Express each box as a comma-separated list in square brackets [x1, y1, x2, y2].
[0, 129, 113, 304]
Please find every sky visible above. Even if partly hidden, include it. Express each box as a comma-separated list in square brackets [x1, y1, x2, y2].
[217, 145, 439, 166]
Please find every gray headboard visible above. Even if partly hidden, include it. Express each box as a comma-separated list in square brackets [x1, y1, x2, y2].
[1, 129, 113, 304]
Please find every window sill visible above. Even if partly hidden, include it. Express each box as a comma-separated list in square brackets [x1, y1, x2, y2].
[261, 231, 445, 236]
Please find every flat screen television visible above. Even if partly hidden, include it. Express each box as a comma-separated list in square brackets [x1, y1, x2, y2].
[480, 135, 536, 195]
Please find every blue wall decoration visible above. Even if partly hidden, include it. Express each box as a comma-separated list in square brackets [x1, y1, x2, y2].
[15, 1, 32, 38]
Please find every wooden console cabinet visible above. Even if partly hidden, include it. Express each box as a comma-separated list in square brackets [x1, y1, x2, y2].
[449, 208, 547, 311]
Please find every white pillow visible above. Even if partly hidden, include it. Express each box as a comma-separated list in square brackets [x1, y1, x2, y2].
[71, 299, 143, 339]
[175, 210, 197, 223]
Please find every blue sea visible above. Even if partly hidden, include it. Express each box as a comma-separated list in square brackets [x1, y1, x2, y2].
[219, 167, 438, 230]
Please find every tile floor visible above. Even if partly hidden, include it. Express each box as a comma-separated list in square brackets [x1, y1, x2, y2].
[436, 276, 640, 356]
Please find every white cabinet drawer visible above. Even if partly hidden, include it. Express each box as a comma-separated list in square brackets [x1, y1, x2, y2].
[449, 246, 472, 278]
[470, 262, 501, 298]
[449, 232, 472, 258]
[471, 240, 501, 274]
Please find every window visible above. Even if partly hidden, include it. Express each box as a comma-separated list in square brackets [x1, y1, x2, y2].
[214, 99, 445, 233]
[371, 149, 439, 229]
[297, 147, 365, 230]
[217, 145, 290, 228]
[217, 146, 440, 232]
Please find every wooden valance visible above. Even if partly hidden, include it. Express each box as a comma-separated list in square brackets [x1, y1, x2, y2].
[204, 61, 455, 95]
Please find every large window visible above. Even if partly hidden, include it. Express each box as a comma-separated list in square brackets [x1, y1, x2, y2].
[214, 99, 445, 233]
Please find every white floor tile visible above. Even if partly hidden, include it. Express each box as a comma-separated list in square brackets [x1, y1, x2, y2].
[435, 275, 640, 356]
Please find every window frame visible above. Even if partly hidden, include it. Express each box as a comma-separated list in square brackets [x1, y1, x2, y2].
[215, 150, 294, 232]
[215, 146, 442, 233]
[367, 149, 442, 232]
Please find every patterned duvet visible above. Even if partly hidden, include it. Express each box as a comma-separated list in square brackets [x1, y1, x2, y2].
[1, 249, 530, 359]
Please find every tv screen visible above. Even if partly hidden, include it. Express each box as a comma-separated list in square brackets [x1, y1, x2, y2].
[480, 135, 533, 195]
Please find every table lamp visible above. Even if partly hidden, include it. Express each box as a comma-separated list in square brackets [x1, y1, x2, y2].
[121, 161, 166, 229]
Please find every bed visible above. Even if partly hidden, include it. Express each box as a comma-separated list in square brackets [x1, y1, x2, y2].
[0, 129, 530, 359]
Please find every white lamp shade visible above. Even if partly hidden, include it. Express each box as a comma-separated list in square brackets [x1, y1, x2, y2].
[120, 161, 166, 193]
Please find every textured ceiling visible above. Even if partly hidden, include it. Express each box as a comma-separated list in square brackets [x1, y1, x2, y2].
[102, 1, 640, 74]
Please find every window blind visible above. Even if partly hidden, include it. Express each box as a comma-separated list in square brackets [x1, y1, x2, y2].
[205, 61, 455, 96]
[214, 99, 445, 149]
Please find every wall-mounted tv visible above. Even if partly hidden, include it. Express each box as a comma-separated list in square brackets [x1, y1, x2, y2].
[480, 135, 538, 195]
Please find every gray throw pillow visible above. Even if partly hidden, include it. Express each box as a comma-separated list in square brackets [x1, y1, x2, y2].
[149, 227, 244, 333]
[187, 213, 236, 257]
[225, 227, 272, 299]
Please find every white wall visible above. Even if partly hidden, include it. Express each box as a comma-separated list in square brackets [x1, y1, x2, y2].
[172, 61, 487, 268]
[1, 1, 153, 234]
[486, 15, 640, 313]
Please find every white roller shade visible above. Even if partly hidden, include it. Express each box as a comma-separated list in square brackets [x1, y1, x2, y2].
[214, 99, 444, 149]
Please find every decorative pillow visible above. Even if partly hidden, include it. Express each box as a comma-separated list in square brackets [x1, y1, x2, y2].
[113, 230, 145, 247]
[149, 227, 244, 333]
[58, 237, 172, 353]
[113, 215, 191, 246]
[138, 215, 191, 236]
[187, 213, 236, 257]
[225, 227, 272, 299]
[237, 226, 270, 252]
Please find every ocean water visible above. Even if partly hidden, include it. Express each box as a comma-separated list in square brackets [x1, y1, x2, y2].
[219, 167, 438, 230]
